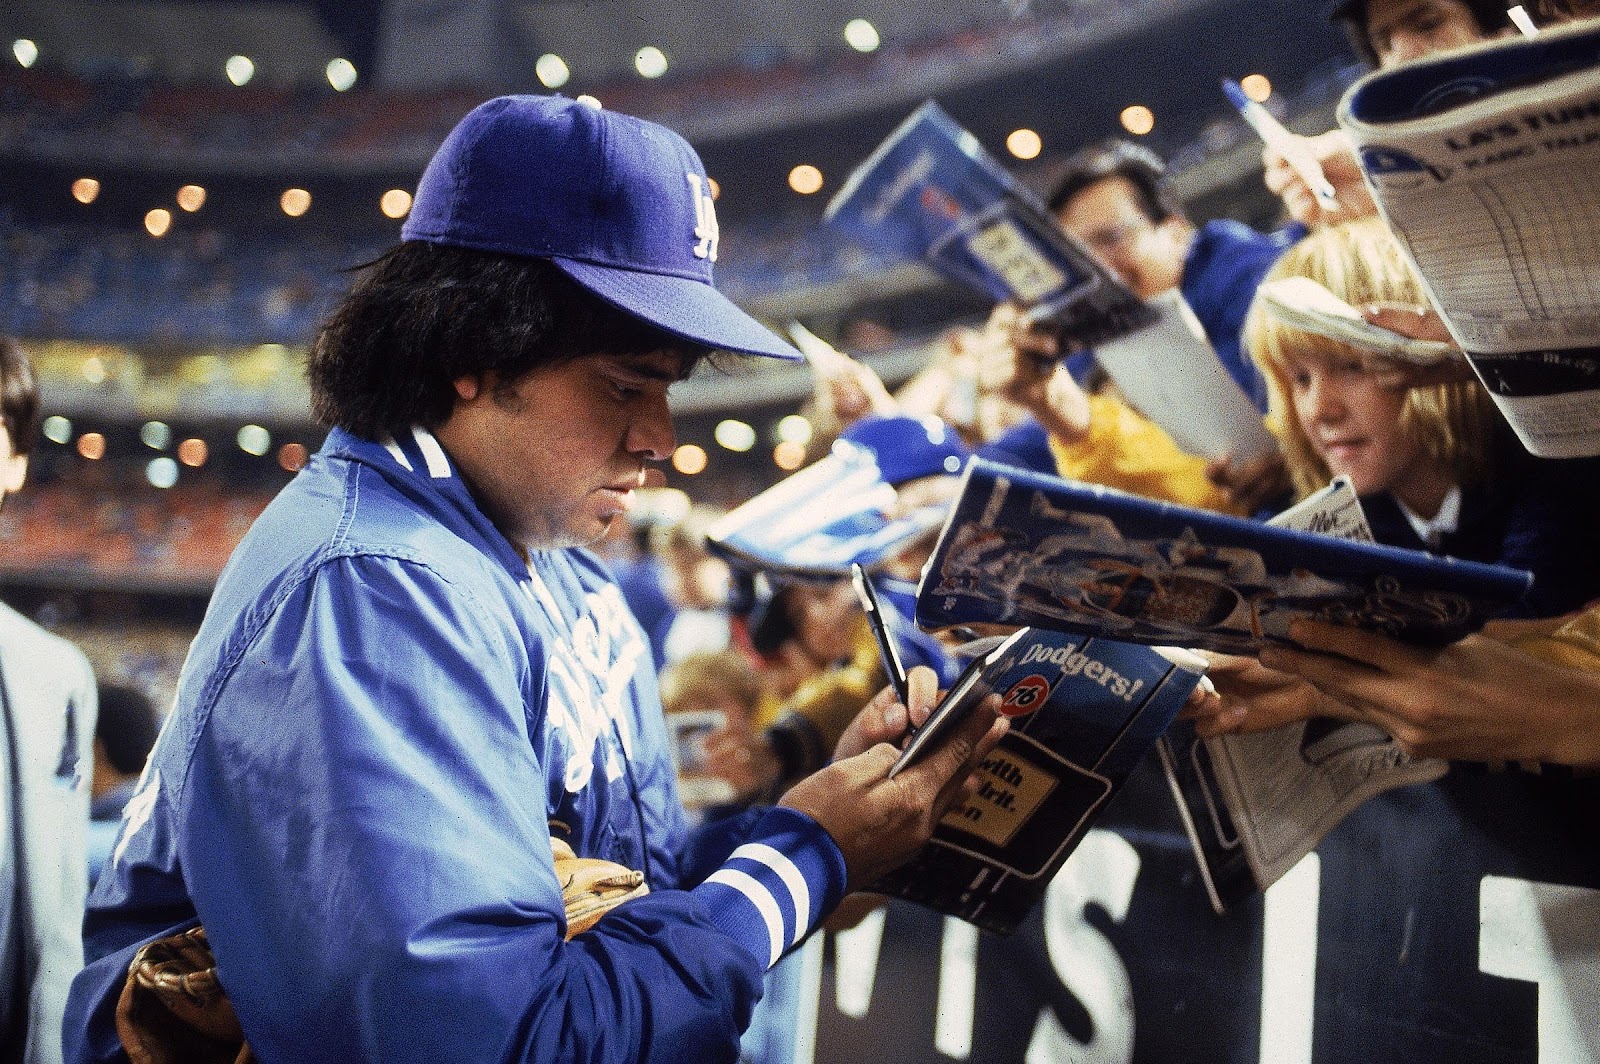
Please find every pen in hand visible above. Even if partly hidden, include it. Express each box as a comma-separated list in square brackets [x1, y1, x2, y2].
[1223, 79, 1338, 211]
[850, 563, 910, 708]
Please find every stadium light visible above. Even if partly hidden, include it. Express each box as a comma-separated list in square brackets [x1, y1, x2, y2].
[278, 443, 309, 472]
[1120, 105, 1155, 136]
[43, 416, 72, 445]
[225, 55, 254, 86]
[144, 208, 173, 238]
[773, 442, 806, 471]
[714, 420, 757, 452]
[380, 189, 412, 219]
[671, 444, 707, 475]
[788, 165, 824, 195]
[843, 19, 880, 52]
[71, 178, 100, 204]
[13, 40, 38, 68]
[326, 58, 357, 91]
[776, 414, 813, 446]
[146, 457, 179, 489]
[237, 425, 272, 456]
[280, 188, 311, 217]
[177, 185, 206, 212]
[1241, 74, 1272, 102]
[141, 421, 171, 450]
[535, 53, 570, 89]
[635, 46, 667, 79]
[178, 438, 209, 467]
[1007, 129, 1042, 160]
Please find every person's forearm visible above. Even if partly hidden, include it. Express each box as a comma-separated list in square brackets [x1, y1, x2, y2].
[1027, 370, 1092, 443]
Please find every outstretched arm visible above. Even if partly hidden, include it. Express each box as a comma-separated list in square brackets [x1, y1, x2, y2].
[1193, 620, 1600, 766]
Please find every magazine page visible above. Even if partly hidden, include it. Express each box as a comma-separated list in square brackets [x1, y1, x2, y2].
[1337, 20, 1600, 457]
[1093, 289, 1278, 461]
[874, 628, 1202, 935]
[915, 459, 1532, 654]
[1158, 478, 1444, 911]
[1264, 474, 1374, 542]
[824, 101, 1156, 347]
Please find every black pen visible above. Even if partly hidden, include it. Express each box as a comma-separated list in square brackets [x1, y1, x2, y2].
[850, 563, 909, 707]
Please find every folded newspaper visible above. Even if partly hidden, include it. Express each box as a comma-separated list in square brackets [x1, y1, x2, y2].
[823, 100, 1156, 347]
[1338, 20, 1600, 458]
[1156, 477, 1447, 912]
[872, 628, 1204, 935]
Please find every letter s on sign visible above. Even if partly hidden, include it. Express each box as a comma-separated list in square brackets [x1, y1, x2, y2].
[1028, 829, 1138, 1064]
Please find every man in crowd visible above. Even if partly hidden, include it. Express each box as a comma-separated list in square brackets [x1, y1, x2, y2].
[1332, 0, 1510, 67]
[1264, 0, 1510, 227]
[0, 336, 98, 1064]
[979, 140, 1294, 515]
[65, 95, 1003, 1064]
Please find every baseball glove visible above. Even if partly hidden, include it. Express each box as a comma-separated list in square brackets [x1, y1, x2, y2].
[115, 842, 647, 1062]
[115, 925, 251, 1064]
[551, 836, 650, 936]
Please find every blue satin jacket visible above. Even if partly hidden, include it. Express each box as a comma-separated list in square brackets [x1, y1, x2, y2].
[65, 428, 845, 1064]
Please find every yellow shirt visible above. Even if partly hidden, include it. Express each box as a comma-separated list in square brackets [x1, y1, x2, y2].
[1046, 393, 1244, 515]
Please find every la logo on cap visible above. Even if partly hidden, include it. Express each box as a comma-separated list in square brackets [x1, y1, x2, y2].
[687, 173, 719, 262]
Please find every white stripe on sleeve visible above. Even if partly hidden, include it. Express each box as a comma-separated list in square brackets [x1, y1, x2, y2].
[704, 868, 785, 969]
[729, 843, 812, 947]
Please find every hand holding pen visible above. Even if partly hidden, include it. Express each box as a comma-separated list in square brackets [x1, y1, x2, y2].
[1224, 79, 1338, 211]
[1259, 128, 1377, 229]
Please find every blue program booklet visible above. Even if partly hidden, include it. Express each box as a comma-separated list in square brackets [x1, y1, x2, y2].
[823, 101, 1156, 347]
[873, 627, 1204, 935]
[916, 459, 1532, 655]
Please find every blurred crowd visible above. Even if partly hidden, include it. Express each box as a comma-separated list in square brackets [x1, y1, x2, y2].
[0, 52, 1366, 348]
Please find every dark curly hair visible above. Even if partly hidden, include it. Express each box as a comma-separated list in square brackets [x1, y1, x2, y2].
[1045, 139, 1183, 224]
[308, 243, 712, 439]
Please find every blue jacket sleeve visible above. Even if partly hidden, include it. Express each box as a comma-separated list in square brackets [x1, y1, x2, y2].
[176, 554, 843, 1064]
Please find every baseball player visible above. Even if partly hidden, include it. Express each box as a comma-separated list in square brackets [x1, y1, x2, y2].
[65, 95, 1005, 1064]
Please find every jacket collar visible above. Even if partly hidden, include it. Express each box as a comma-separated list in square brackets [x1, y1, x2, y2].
[320, 426, 535, 584]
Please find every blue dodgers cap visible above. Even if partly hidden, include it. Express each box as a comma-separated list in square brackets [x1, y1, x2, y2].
[402, 94, 798, 360]
[838, 415, 971, 487]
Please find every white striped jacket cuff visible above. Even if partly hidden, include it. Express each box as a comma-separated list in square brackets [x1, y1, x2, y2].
[692, 806, 847, 969]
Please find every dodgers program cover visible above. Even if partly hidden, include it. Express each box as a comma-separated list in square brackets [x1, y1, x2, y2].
[873, 628, 1202, 935]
